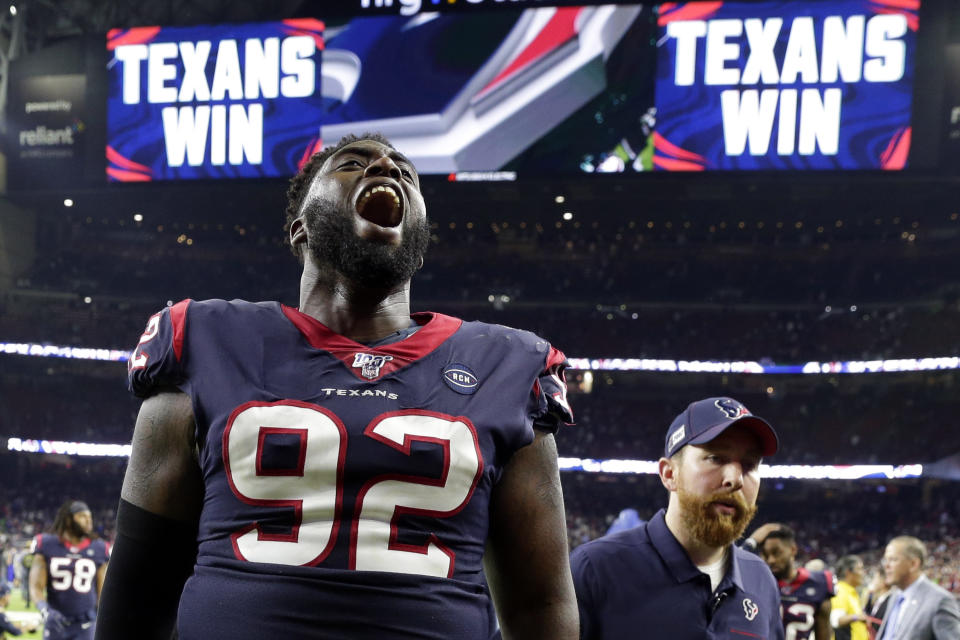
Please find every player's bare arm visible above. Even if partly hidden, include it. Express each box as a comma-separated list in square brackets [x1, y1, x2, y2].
[95, 562, 107, 602]
[95, 388, 202, 640]
[815, 598, 832, 640]
[484, 429, 578, 640]
[27, 554, 46, 605]
[121, 388, 203, 519]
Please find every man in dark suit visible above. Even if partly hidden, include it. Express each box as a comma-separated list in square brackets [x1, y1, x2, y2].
[877, 536, 960, 640]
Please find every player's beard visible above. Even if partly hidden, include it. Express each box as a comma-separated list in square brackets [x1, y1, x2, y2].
[676, 479, 757, 549]
[303, 196, 430, 291]
[69, 519, 91, 539]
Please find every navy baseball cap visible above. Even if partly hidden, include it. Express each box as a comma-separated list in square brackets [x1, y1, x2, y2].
[664, 397, 778, 458]
[0, 582, 9, 597]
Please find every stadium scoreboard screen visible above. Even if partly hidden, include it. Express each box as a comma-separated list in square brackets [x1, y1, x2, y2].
[106, 20, 326, 180]
[654, 1, 918, 170]
[102, 0, 923, 181]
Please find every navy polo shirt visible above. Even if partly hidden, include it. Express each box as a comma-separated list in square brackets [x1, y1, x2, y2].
[571, 509, 784, 640]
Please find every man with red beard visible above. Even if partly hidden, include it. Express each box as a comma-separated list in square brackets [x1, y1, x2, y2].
[571, 397, 784, 640]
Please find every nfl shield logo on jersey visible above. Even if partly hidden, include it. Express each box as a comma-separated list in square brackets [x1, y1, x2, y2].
[352, 353, 393, 379]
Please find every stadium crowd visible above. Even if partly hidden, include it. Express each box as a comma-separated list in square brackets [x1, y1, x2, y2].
[4, 294, 960, 364]
[2, 455, 958, 597]
[3, 355, 958, 467]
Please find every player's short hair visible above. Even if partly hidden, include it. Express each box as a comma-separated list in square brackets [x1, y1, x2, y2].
[763, 524, 795, 546]
[835, 555, 862, 578]
[890, 535, 926, 567]
[283, 132, 396, 263]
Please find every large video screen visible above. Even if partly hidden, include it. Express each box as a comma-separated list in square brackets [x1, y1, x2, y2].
[104, 1, 920, 181]
[105, 6, 655, 180]
[106, 20, 326, 181]
[653, 0, 919, 170]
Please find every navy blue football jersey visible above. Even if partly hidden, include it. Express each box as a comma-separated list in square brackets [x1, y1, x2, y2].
[128, 299, 572, 639]
[778, 568, 835, 640]
[31, 535, 109, 617]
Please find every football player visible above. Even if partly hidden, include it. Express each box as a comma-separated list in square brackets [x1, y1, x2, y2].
[29, 501, 109, 640]
[1, 581, 39, 637]
[96, 133, 577, 639]
[758, 525, 833, 640]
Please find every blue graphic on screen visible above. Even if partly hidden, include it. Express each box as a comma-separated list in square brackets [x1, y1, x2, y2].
[653, 1, 918, 171]
[106, 20, 325, 181]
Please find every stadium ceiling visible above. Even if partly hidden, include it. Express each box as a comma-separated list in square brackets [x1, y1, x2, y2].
[0, 0, 315, 125]
[14, 0, 309, 45]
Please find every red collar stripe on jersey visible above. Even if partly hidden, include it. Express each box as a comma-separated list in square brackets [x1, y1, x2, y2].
[59, 537, 92, 552]
[280, 306, 462, 381]
[780, 567, 811, 592]
[170, 299, 191, 363]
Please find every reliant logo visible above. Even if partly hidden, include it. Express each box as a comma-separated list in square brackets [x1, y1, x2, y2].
[19, 125, 77, 147]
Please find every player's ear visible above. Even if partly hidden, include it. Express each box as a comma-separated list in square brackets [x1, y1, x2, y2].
[417, 255, 424, 270]
[659, 456, 678, 492]
[290, 217, 307, 249]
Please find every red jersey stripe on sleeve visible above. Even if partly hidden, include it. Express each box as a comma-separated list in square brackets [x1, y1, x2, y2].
[545, 345, 566, 371]
[170, 299, 191, 363]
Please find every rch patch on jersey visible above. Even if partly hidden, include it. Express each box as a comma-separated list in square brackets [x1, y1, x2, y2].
[442, 363, 479, 394]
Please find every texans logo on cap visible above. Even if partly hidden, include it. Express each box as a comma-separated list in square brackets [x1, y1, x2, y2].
[715, 398, 751, 419]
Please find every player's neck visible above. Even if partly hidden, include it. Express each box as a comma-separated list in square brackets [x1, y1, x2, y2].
[298, 264, 413, 342]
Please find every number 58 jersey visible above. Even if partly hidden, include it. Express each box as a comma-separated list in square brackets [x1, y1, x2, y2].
[128, 299, 573, 639]
[31, 534, 109, 617]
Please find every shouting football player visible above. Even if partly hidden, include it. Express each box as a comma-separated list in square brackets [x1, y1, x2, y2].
[95, 133, 577, 639]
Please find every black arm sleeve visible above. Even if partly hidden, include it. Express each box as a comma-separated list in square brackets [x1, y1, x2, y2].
[94, 499, 197, 640]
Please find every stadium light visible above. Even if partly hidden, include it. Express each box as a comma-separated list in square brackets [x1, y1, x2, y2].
[6, 437, 923, 479]
[3, 340, 959, 375]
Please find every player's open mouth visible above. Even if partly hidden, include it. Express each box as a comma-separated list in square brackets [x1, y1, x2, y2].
[356, 183, 402, 228]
